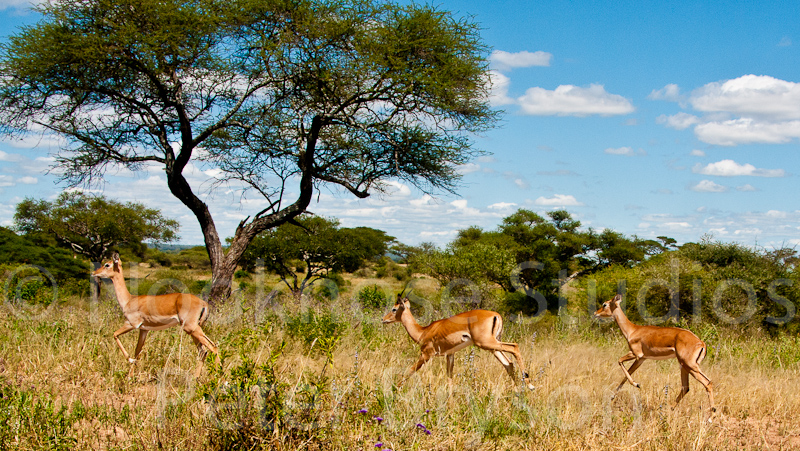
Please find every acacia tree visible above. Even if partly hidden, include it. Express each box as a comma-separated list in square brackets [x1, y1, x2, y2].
[240, 215, 393, 297]
[14, 191, 179, 262]
[0, 0, 495, 303]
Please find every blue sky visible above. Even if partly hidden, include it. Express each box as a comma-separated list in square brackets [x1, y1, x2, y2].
[1, 0, 799, 249]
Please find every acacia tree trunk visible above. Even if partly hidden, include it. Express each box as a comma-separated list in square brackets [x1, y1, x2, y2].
[165, 118, 321, 306]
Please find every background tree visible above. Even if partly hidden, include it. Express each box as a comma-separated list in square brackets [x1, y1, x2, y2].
[0, 0, 494, 303]
[14, 192, 179, 263]
[412, 209, 670, 314]
[0, 227, 88, 282]
[239, 215, 393, 296]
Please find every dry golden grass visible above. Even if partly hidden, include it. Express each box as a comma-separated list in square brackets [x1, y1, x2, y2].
[1, 278, 799, 450]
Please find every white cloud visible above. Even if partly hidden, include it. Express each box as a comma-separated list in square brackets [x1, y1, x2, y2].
[690, 180, 728, 193]
[534, 194, 583, 206]
[648, 83, 682, 101]
[603, 146, 644, 156]
[383, 180, 411, 197]
[0, 150, 24, 162]
[656, 75, 800, 146]
[656, 112, 700, 130]
[487, 70, 515, 107]
[517, 84, 635, 117]
[694, 118, 800, 146]
[0, 0, 37, 11]
[17, 176, 37, 184]
[690, 75, 800, 120]
[736, 184, 758, 192]
[409, 194, 433, 207]
[693, 159, 786, 177]
[490, 50, 552, 71]
[690, 149, 706, 157]
[457, 163, 481, 174]
[488, 202, 517, 210]
[513, 178, 529, 189]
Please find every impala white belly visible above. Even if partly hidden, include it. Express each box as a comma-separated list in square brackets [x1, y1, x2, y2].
[642, 346, 676, 359]
[139, 316, 180, 331]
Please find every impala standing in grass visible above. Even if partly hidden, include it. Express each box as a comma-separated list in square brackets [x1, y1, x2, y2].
[93, 252, 218, 375]
[595, 294, 715, 413]
[382, 290, 535, 389]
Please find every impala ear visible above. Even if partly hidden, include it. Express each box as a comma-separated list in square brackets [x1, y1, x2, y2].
[112, 252, 121, 270]
[612, 294, 623, 303]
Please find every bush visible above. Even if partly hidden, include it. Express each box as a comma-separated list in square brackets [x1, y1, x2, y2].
[145, 248, 173, 267]
[0, 227, 88, 282]
[200, 348, 287, 449]
[357, 285, 390, 310]
[579, 241, 800, 329]
[171, 246, 211, 269]
[285, 309, 347, 353]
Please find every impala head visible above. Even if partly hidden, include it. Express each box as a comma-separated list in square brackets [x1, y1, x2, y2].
[382, 291, 411, 324]
[594, 294, 623, 319]
[93, 252, 123, 279]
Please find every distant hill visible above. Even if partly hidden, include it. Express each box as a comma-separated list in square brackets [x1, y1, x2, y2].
[149, 243, 202, 252]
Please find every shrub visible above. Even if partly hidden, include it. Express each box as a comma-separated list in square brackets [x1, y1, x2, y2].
[201, 348, 287, 449]
[357, 285, 390, 310]
[285, 309, 347, 353]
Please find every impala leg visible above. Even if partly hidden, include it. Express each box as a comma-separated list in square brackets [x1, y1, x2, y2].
[492, 350, 516, 381]
[475, 340, 534, 389]
[113, 323, 137, 363]
[400, 350, 433, 386]
[687, 367, 715, 413]
[615, 352, 643, 393]
[188, 327, 218, 357]
[187, 327, 218, 377]
[674, 366, 691, 407]
[133, 329, 149, 360]
[446, 354, 455, 378]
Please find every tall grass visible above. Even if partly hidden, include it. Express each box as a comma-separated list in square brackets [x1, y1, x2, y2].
[0, 279, 799, 450]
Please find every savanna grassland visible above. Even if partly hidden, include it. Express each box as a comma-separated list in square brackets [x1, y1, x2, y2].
[1, 266, 799, 451]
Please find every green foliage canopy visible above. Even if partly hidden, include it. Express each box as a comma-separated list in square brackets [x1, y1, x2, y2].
[14, 192, 179, 262]
[239, 215, 394, 296]
[414, 209, 670, 314]
[0, 226, 88, 282]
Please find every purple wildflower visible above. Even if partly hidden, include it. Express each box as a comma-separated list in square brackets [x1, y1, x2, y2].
[373, 416, 383, 423]
[357, 408, 368, 414]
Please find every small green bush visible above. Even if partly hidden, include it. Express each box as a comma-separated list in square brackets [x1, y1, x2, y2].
[285, 309, 347, 353]
[357, 285, 389, 310]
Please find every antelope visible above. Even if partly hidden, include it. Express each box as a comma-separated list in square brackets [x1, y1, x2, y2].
[595, 294, 715, 412]
[382, 291, 534, 389]
[93, 252, 218, 375]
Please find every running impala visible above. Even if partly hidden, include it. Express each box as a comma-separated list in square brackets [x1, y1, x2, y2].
[595, 294, 715, 412]
[382, 291, 534, 389]
[93, 252, 218, 375]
